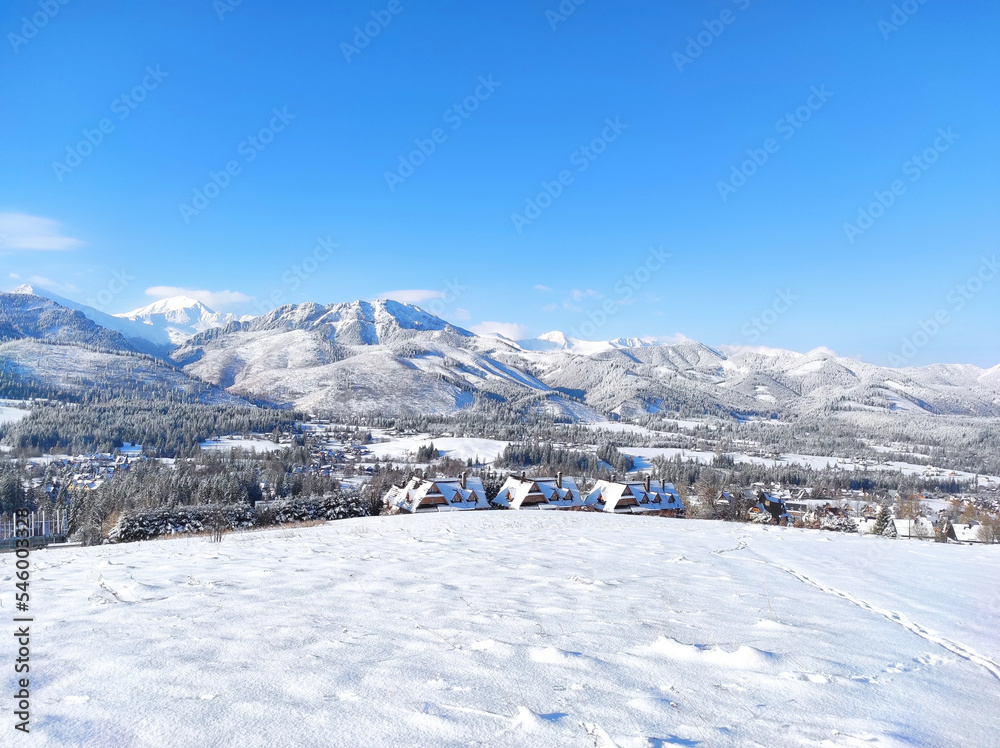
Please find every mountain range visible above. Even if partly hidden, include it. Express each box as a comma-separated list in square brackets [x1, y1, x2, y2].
[2, 287, 999, 421]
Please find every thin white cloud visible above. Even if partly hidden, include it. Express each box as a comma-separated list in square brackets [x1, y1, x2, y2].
[533, 284, 553, 292]
[26, 275, 79, 294]
[452, 307, 471, 320]
[470, 321, 529, 339]
[378, 289, 446, 304]
[145, 286, 252, 309]
[0, 212, 82, 251]
[643, 333, 691, 346]
[570, 288, 600, 301]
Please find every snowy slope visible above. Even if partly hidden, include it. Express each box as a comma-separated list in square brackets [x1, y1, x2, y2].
[13, 512, 999, 747]
[172, 300, 601, 418]
[3, 291, 999, 422]
[0, 339, 242, 404]
[173, 301, 1000, 419]
[10, 285, 172, 355]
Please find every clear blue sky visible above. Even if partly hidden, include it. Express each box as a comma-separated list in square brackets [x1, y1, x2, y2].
[1, 0, 997, 366]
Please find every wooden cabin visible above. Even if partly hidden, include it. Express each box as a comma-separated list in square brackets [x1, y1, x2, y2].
[585, 475, 684, 515]
[384, 473, 490, 513]
[492, 472, 583, 510]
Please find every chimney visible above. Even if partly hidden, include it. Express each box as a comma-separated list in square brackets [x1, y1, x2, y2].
[644, 474, 651, 492]
[556, 471, 563, 489]
[460, 472, 467, 489]
[521, 470, 526, 480]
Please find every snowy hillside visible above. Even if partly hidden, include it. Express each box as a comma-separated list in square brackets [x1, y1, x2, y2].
[2, 291, 999, 424]
[117, 296, 248, 346]
[167, 300, 1000, 421]
[0, 291, 140, 352]
[171, 300, 600, 418]
[0, 338, 242, 404]
[10, 285, 172, 356]
[14, 512, 999, 747]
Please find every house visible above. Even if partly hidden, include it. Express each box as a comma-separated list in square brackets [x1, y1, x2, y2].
[384, 473, 490, 513]
[749, 490, 790, 523]
[585, 475, 684, 515]
[492, 472, 583, 510]
[953, 521, 984, 543]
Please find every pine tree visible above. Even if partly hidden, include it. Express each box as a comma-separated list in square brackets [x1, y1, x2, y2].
[873, 504, 897, 538]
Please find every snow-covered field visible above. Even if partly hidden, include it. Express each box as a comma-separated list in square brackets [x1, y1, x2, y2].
[199, 437, 284, 453]
[366, 433, 509, 464]
[0, 405, 28, 424]
[9, 513, 999, 746]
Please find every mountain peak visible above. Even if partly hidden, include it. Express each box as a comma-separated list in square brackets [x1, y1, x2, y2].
[115, 295, 241, 345]
[120, 296, 213, 318]
[12, 284, 35, 295]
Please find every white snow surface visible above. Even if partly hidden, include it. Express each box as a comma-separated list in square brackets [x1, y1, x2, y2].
[11, 513, 999, 747]
[366, 434, 510, 463]
[0, 405, 28, 424]
[200, 437, 284, 453]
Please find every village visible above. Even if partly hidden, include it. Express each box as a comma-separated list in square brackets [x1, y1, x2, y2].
[380, 471, 998, 543]
[3, 417, 998, 547]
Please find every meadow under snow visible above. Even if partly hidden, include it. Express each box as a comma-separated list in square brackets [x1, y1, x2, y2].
[8, 513, 999, 747]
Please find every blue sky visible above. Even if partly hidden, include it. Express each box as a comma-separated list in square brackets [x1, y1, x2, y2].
[1, 0, 997, 366]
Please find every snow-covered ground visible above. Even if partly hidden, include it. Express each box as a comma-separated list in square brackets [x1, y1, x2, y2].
[366, 433, 509, 464]
[10, 513, 999, 746]
[0, 404, 28, 424]
[199, 437, 284, 453]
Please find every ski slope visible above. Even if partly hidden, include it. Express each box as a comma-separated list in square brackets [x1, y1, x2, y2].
[8, 513, 999, 747]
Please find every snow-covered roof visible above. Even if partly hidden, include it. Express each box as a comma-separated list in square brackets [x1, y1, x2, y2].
[493, 475, 583, 510]
[953, 521, 983, 543]
[585, 479, 684, 514]
[385, 475, 489, 513]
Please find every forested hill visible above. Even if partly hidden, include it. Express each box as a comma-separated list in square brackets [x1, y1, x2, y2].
[0, 292, 138, 353]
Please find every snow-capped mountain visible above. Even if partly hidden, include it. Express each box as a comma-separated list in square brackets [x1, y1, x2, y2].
[116, 296, 249, 346]
[2, 290, 999, 422]
[0, 290, 239, 403]
[169, 299, 1000, 420]
[10, 284, 171, 356]
[170, 299, 593, 418]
